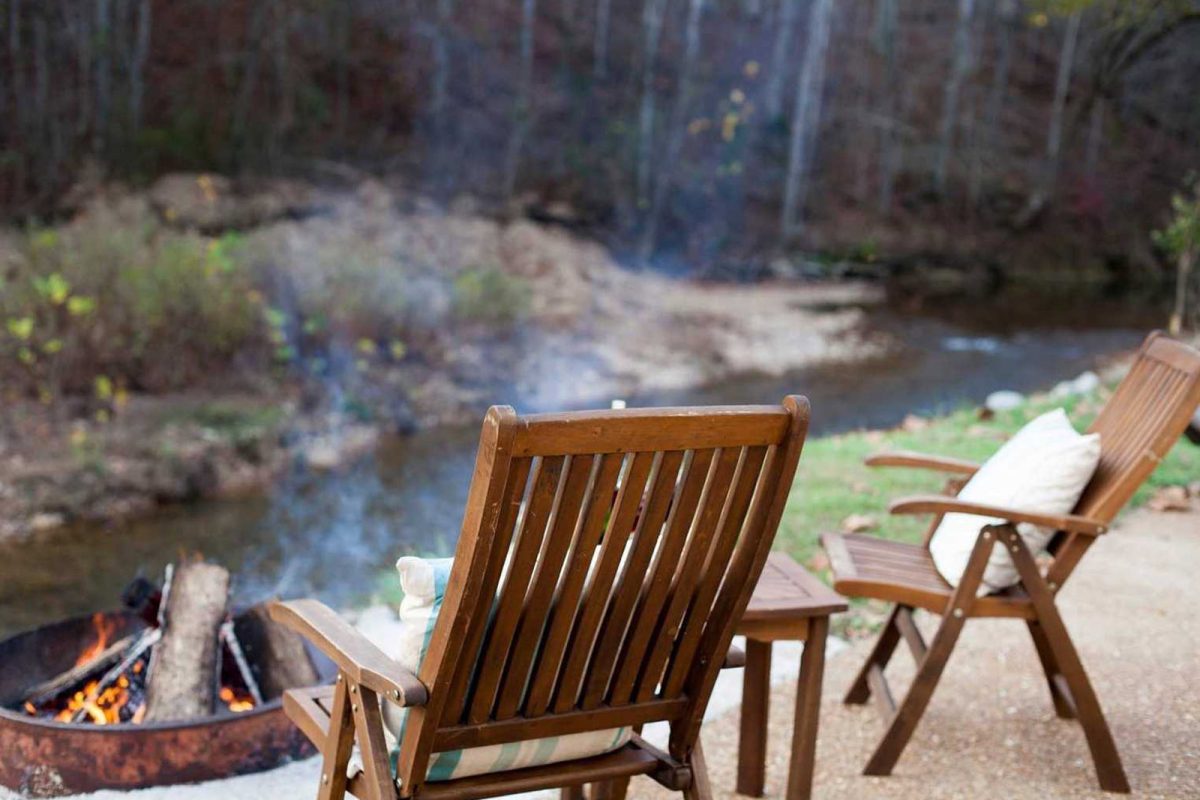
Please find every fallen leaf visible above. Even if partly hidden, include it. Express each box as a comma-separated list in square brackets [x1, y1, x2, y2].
[1147, 485, 1191, 513]
[841, 513, 877, 533]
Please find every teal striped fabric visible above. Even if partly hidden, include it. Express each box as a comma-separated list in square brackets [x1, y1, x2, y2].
[381, 557, 630, 782]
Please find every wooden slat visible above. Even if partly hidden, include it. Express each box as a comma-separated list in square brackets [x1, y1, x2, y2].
[434, 697, 687, 750]
[634, 447, 742, 700]
[523, 453, 624, 717]
[512, 406, 790, 456]
[551, 452, 656, 713]
[662, 446, 770, 695]
[494, 454, 596, 720]
[580, 450, 686, 710]
[607, 448, 716, 705]
[440, 457, 532, 726]
[467, 456, 566, 724]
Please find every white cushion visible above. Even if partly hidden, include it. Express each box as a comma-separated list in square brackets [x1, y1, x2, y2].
[929, 409, 1101, 593]
[380, 556, 630, 782]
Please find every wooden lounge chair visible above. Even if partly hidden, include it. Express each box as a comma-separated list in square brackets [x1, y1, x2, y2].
[821, 331, 1200, 793]
[270, 397, 811, 800]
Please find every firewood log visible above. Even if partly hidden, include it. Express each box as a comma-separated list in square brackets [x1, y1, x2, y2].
[232, 603, 319, 700]
[143, 563, 230, 722]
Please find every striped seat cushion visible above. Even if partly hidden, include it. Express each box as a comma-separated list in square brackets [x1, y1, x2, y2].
[380, 557, 630, 782]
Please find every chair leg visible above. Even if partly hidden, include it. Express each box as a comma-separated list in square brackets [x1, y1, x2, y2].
[683, 740, 713, 800]
[863, 528, 996, 777]
[1006, 530, 1130, 793]
[350, 686, 398, 800]
[862, 605, 968, 776]
[787, 616, 829, 800]
[1027, 620, 1076, 720]
[318, 678, 357, 800]
[561, 786, 586, 800]
[844, 605, 904, 705]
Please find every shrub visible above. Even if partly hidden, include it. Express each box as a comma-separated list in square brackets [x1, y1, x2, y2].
[451, 267, 530, 326]
[1, 202, 266, 400]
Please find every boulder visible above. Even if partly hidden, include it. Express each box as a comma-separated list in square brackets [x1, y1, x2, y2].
[985, 390, 1025, 412]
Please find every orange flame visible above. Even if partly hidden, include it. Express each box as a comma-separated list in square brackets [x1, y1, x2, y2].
[75, 613, 117, 667]
[54, 675, 132, 725]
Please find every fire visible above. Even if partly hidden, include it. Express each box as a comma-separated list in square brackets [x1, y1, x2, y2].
[219, 686, 256, 713]
[54, 675, 132, 725]
[75, 613, 117, 667]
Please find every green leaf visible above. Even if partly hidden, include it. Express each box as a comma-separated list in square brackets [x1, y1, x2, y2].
[6, 317, 33, 340]
[67, 296, 96, 316]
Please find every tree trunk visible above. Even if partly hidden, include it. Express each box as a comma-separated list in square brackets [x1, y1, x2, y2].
[143, 563, 230, 723]
[780, 0, 834, 238]
[933, 0, 975, 196]
[94, 0, 111, 156]
[129, 0, 150, 136]
[764, 0, 799, 120]
[640, 0, 705, 258]
[1042, 9, 1082, 196]
[593, 0, 611, 79]
[874, 0, 900, 214]
[1170, 250, 1195, 336]
[503, 0, 537, 200]
[1084, 94, 1105, 178]
[431, 0, 454, 133]
[635, 0, 669, 208]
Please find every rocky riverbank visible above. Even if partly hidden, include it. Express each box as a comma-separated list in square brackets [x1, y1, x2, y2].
[0, 174, 886, 540]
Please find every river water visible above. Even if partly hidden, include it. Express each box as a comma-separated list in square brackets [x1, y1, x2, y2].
[0, 291, 1160, 635]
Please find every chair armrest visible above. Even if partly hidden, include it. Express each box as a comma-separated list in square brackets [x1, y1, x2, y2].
[865, 450, 981, 476]
[269, 599, 428, 706]
[888, 494, 1107, 536]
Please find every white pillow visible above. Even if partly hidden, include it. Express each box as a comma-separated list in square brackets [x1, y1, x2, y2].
[929, 409, 1101, 593]
[379, 556, 630, 782]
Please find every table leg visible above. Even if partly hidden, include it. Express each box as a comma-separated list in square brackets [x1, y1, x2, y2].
[786, 616, 828, 800]
[737, 639, 772, 796]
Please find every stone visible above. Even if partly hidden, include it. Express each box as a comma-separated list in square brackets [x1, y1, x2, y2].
[985, 390, 1025, 412]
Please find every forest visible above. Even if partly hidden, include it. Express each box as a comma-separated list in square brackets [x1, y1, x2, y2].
[1, 0, 1198, 277]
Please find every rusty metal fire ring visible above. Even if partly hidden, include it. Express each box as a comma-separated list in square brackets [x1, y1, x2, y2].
[0, 611, 324, 797]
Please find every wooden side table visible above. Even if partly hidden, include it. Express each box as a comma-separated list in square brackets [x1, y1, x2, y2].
[735, 552, 848, 800]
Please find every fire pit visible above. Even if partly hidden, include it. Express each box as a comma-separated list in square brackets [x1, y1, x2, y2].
[0, 569, 332, 797]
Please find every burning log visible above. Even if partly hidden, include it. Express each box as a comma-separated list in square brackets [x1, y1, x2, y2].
[231, 604, 318, 701]
[143, 563, 231, 722]
[21, 632, 138, 708]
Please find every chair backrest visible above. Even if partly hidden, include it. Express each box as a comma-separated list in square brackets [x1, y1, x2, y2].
[1047, 332, 1200, 585]
[394, 397, 810, 793]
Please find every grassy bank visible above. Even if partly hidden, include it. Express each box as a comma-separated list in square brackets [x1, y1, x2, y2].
[777, 384, 1198, 569]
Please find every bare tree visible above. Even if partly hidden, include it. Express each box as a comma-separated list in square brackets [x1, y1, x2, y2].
[641, 0, 706, 257]
[933, 0, 975, 196]
[764, 0, 800, 119]
[503, 0, 538, 200]
[593, 0, 611, 79]
[129, 0, 151, 136]
[874, 0, 901, 213]
[635, 0, 670, 208]
[781, 0, 834, 237]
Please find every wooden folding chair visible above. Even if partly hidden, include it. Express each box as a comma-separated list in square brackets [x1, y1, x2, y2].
[821, 331, 1200, 793]
[270, 397, 811, 800]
